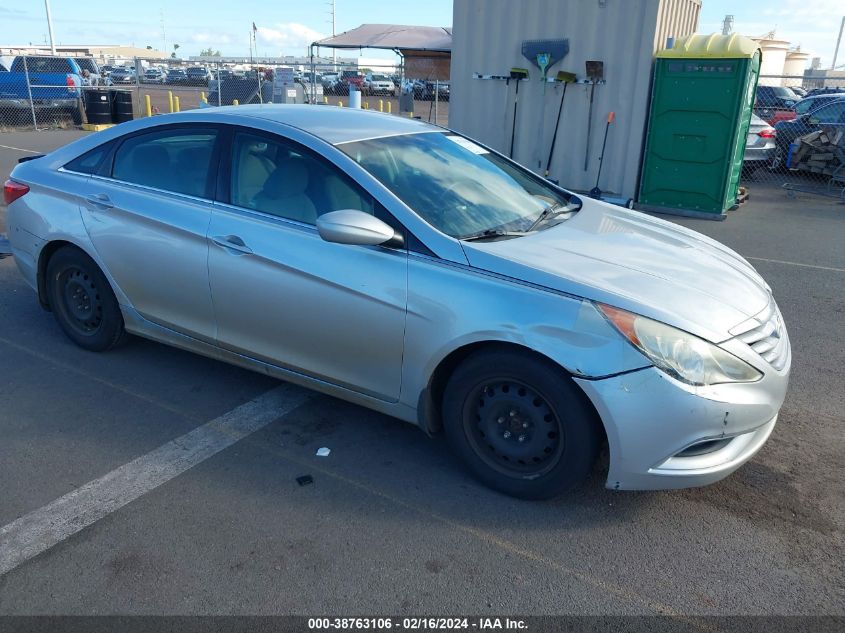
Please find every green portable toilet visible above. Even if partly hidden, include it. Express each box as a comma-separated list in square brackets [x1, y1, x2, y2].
[638, 33, 762, 219]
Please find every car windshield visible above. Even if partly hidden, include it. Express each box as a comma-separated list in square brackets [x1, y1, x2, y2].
[371, 75, 389, 81]
[340, 132, 571, 238]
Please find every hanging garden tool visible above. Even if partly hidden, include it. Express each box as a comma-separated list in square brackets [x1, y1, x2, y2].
[589, 111, 615, 199]
[583, 60, 604, 171]
[521, 39, 569, 94]
[508, 67, 529, 158]
[543, 70, 577, 180]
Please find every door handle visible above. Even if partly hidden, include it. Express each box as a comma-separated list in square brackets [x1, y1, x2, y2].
[211, 235, 253, 255]
[85, 193, 114, 209]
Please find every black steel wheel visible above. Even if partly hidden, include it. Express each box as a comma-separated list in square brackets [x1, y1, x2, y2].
[46, 246, 128, 351]
[443, 348, 602, 499]
[467, 379, 564, 478]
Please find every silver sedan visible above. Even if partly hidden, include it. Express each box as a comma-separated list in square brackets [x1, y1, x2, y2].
[4, 105, 790, 499]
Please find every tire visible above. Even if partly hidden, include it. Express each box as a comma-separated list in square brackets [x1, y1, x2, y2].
[443, 348, 601, 500]
[46, 246, 128, 352]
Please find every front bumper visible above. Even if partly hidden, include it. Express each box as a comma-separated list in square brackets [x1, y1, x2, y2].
[575, 353, 789, 490]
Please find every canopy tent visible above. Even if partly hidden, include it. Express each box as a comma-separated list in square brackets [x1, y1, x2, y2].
[313, 24, 452, 53]
[310, 24, 452, 81]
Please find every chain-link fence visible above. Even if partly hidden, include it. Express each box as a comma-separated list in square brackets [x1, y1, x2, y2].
[744, 74, 845, 200]
[0, 55, 450, 133]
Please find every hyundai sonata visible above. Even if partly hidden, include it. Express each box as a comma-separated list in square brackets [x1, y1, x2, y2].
[4, 105, 790, 499]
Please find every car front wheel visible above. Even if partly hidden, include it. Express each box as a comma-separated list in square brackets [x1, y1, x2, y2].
[443, 348, 601, 499]
[46, 246, 128, 352]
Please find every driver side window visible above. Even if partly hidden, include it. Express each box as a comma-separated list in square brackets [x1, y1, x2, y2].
[229, 131, 374, 225]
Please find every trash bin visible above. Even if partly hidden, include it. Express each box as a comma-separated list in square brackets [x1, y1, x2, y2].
[637, 34, 762, 218]
[83, 89, 112, 125]
[111, 90, 134, 123]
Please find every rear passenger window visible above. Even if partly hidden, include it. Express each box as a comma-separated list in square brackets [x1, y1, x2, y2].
[230, 131, 374, 225]
[12, 57, 73, 73]
[64, 142, 113, 175]
[112, 129, 217, 198]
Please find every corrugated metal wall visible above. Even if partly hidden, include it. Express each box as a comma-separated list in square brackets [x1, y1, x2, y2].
[450, 0, 700, 199]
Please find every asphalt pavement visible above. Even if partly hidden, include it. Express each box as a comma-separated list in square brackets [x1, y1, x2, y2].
[0, 130, 842, 618]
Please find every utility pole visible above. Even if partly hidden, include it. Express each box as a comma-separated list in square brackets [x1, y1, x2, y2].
[327, 0, 336, 69]
[833, 16, 845, 70]
[721, 15, 734, 37]
[161, 9, 167, 57]
[44, 0, 56, 54]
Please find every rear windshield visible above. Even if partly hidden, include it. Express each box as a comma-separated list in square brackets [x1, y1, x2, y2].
[12, 56, 75, 73]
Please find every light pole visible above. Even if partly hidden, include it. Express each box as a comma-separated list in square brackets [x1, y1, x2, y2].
[44, 0, 56, 54]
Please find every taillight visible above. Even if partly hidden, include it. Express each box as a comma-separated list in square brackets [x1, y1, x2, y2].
[3, 180, 30, 205]
[758, 128, 776, 138]
[66, 74, 76, 91]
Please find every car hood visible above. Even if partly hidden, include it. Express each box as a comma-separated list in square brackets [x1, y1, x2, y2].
[461, 198, 771, 343]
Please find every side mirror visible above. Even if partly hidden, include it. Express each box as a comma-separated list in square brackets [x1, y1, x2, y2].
[316, 209, 402, 247]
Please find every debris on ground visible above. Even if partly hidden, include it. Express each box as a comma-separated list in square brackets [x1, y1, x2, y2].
[316, 447, 331, 457]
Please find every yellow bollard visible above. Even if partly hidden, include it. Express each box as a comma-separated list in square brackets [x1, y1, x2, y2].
[408, 112, 413, 118]
[174, 96, 180, 112]
[363, 102, 369, 109]
[379, 99, 383, 112]
[338, 100, 343, 107]
[323, 96, 328, 104]
[387, 101, 392, 114]
[144, 94, 152, 117]
[233, 99, 239, 106]
[168, 90, 174, 113]
[200, 91, 206, 103]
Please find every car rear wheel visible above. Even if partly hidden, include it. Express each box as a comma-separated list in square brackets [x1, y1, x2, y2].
[46, 246, 128, 352]
[442, 348, 601, 499]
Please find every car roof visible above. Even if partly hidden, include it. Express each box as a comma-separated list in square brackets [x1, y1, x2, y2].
[208, 104, 441, 145]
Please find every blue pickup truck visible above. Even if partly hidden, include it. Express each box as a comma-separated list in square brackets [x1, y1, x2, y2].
[0, 55, 83, 124]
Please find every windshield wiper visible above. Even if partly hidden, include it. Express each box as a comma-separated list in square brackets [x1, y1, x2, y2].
[526, 201, 580, 232]
[460, 229, 531, 242]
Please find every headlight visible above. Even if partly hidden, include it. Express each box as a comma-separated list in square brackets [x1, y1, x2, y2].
[596, 303, 762, 386]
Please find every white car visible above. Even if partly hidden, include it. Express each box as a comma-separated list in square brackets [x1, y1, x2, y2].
[364, 73, 395, 96]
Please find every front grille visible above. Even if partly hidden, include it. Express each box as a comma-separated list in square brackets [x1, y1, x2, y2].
[730, 299, 789, 371]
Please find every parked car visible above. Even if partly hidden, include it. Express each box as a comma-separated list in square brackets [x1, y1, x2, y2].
[109, 67, 135, 84]
[321, 73, 340, 95]
[743, 114, 776, 168]
[773, 99, 845, 168]
[793, 94, 845, 118]
[790, 86, 807, 98]
[166, 68, 188, 84]
[3, 106, 790, 499]
[363, 73, 395, 96]
[0, 55, 83, 124]
[422, 80, 450, 101]
[804, 87, 845, 98]
[755, 85, 799, 124]
[341, 69, 364, 93]
[73, 57, 105, 86]
[186, 66, 211, 85]
[142, 68, 166, 84]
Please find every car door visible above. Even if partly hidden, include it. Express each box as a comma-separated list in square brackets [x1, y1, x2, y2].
[207, 127, 407, 402]
[78, 124, 221, 342]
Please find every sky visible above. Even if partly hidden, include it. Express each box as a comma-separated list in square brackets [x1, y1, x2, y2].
[0, 1, 842, 67]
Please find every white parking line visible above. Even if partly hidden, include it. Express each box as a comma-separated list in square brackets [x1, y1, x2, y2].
[746, 256, 845, 273]
[0, 383, 311, 577]
[0, 144, 41, 154]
